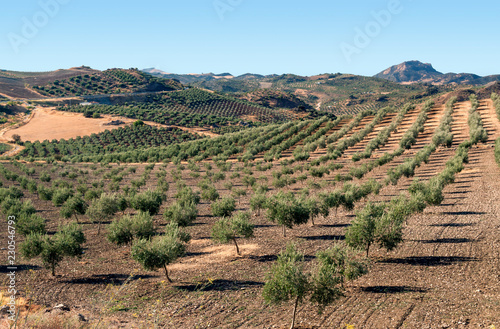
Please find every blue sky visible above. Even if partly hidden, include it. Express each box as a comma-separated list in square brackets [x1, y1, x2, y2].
[1, 0, 499, 76]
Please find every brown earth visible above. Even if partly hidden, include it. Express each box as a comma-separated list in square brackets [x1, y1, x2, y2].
[2, 108, 218, 145]
[0, 100, 499, 328]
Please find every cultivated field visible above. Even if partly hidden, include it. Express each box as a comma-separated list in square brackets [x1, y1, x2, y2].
[0, 95, 499, 328]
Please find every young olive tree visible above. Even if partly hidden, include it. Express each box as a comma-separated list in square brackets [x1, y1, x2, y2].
[60, 195, 88, 223]
[131, 222, 190, 282]
[211, 197, 236, 218]
[20, 222, 85, 276]
[107, 211, 156, 246]
[211, 212, 254, 255]
[263, 244, 368, 329]
[266, 192, 310, 237]
[249, 192, 267, 216]
[262, 244, 309, 329]
[86, 193, 120, 234]
[164, 200, 198, 227]
[130, 189, 165, 215]
[345, 202, 386, 257]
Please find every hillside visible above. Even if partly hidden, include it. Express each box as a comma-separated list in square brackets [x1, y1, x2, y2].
[144, 68, 446, 116]
[1, 94, 499, 328]
[0, 67, 183, 99]
[31, 68, 183, 97]
[54, 88, 314, 129]
[376, 60, 500, 85]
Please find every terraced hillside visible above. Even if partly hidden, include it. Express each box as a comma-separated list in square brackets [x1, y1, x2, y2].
[55, 88, 330, 130]
[0, 94, 499, 328]
[31, 68, 182, 97]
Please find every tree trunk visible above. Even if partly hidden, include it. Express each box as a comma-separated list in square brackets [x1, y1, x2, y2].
[290, 296, 299, 329]
[97, 221, 102, 235]
[164, 265, 172, 283]
[51, 263, 56, 277]
[232, 237, 240, 255]
[310, 215, 315, 227]
[366, 243, 371, 258]
[283, 225, 286, 237]
[73, 213, 79, 223]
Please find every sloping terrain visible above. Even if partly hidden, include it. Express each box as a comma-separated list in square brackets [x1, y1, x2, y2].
[0, 67, 183, 99]
[376, 60, 500, 85]
[0, 94, 499, 329]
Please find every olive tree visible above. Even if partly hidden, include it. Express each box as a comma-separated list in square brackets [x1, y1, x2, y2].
[86, 193, 120, 234]
[266, 192, 310, 237]
[107, 211, 156, 246]
[20, 222, 85, 276]
[345, 202, 386, 257]
[211, 212, 254, 255]
[130, 189, 165, 215]
[262, 244, 309, 329]
[249, 192, 267, 216]
[164, 200, 198, 227]
[263, 244, 368, 329]
[60, 196, 88, 223]
[211, 197, 236, 218]
[131, 222, 190, 282]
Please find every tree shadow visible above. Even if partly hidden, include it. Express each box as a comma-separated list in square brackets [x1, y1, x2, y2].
[0, 265, 40, 273]
[300, 235, 345, 241]
[254, 224, 275, 229]
[417, 238, 473, 244]
[320, 224, 350, 228]
[429, 223, 475, 227]
[62, 273, 156, 285]
[442, 211, 485, 216]
[379, 256, 477, 266]
[362, 286, 428, 294]
[248, 254, 315, 263]
[175, 279, 263, 292]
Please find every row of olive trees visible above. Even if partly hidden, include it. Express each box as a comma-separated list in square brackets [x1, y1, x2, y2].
[492, 93, 500, 166]
[352, 104, 414, 161]
[468, 95, 488, 144]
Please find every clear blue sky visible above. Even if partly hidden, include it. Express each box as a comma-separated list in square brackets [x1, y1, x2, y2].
[1, 0, 499, 76]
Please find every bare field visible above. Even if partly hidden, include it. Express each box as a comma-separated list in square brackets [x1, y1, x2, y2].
[4, 108, 133, 142]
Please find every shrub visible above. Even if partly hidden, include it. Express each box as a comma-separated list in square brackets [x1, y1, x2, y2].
[175, 186, 200, 206]
[201, 185, 219, 202]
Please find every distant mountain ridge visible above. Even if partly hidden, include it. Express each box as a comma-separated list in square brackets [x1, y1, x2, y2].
[142, 68, 269, 84]
[375, 61, 500, 85]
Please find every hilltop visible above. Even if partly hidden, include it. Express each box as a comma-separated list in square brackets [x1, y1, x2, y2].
[0, 67, 183, 99]
[143, 68, 445, 116]
[375, 60, 500, 85]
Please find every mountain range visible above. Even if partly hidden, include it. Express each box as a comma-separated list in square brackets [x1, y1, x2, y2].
[144, 61, 500, 86]
[374, 60, 500, 85]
